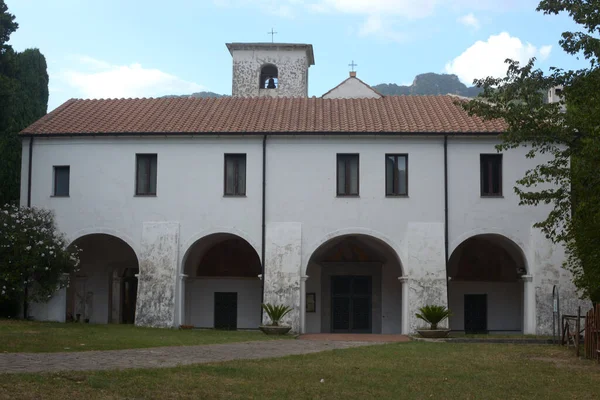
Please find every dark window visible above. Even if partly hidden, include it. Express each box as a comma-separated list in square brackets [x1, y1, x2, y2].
[385, 154, 408, 196]
[53, 166, 70, 197]
[337, 154, 359, 196]
[136, 154, 157, 196]
[480, 154, 502, 196]
[224, 154, 246, 196]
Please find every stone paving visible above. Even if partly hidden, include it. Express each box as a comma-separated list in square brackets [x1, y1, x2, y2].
[300, 334, 410, 342]
[0, 339, 382, 374]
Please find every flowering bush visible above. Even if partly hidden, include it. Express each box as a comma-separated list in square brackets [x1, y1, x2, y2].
[0, 204, 80, 318]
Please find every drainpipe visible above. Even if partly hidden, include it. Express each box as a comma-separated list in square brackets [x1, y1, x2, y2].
[27, 137, 34, 207]
[260, 135, 267, 323]
[444, 135, 450, 309]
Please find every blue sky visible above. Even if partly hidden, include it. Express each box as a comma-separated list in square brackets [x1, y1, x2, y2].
[7, 0, 585, 111]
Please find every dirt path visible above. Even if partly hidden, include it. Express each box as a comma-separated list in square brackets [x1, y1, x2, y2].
[0, 340, 380, 374]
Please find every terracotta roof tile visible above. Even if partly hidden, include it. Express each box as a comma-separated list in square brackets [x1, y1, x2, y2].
[20, 96, 506, 135]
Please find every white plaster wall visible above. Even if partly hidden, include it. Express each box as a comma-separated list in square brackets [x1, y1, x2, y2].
[21, 134, 585, 332]
[446, 137, 587, 334]
[305, 263, 322, 332]
[231, 48, 309, 97]
[186, 278, 261, 329]
[322, 78, 381, 99]
[448, 281, 523, 332]
[29, 286, 67, 322]
[264, 222, 302, 332]
[136, 222, 180, 327]
[381, 261, 403, 334]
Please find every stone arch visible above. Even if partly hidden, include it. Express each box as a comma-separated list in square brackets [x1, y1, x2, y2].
[180, 227, 261, 275]
[449, 228, 529, 274]
[180, 229, 262, 329]
[66, 231, 140, 324]
[303, 228, 405, 276]
[447, 232, 530, 333]
[303, 228, 407, 334]
[68, 227, 140, 266]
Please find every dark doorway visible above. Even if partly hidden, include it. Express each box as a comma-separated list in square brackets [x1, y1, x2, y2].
[214, 292, 238, 330]
[464, 294, 487, 333]
[331, 276, 372, 333]
[121, 274, 138, 324]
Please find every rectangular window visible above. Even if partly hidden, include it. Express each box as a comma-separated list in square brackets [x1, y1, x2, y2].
[224, 154, 246, 196]
[480, 154, 502, 196]
[385, 154, 408, 196]
[136, 154, 157, 196]
[53, 166, 70, 197]
[337, 154, 359, 196]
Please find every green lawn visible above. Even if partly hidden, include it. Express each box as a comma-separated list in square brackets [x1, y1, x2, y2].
[2, 342, 599, 399]
[0, 320, 287, 353]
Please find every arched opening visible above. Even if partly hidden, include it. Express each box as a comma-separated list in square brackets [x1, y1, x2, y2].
[448, 234, 527, 333]
[183, 233, 261, 329]
[66, 234, 139, 324]
[259, 64, 278, 89]
[305, 234, 404, 334]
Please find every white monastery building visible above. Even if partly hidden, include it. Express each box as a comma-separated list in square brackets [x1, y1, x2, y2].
[19, 43, 584, 334]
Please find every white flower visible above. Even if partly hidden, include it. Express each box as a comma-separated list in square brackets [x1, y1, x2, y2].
[41, 253, 45, 257]
[45, 267, 49, 271]
[49, 251, 54, 255]
[25, 246, 31, 251]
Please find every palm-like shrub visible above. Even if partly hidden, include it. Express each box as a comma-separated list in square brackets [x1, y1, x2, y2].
[261, 303, 292, 326]
[415, 305, 451, 330]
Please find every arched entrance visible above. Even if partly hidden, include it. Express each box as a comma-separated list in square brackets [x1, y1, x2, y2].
[448, 234, 527, 333]
[305, 234, 405, 334]
[66, 234, 139, 324]
[182, 233, 261, 329]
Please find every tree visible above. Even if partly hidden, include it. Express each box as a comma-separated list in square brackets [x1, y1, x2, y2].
[0, 1, 48, 206]
[0, 204, 80, 318]
[461, 0, 600, 302]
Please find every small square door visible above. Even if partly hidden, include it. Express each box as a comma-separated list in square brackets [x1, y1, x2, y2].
[464, 294, 487, 333]
[214, 292, 237, 330]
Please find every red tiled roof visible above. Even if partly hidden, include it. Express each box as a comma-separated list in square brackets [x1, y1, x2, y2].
[21, 96, 506, 136]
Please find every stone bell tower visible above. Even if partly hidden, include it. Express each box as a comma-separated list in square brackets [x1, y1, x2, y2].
[226, 43, 315, 98]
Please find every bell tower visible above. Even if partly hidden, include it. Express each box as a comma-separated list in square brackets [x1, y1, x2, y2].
[226, 43, 315, 98]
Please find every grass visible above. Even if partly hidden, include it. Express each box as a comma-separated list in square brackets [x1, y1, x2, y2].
[1, 342, 599, 399]
[0, 319, 287, 353]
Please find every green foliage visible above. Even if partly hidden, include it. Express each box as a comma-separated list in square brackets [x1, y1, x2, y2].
[0, 204, 80, 318]
[261, 303, 292, 326]
[0, 2, 48, 206]
[0, 0, 17, 49]
[415, 305, 451, 330]
[461, 0, 600, 302]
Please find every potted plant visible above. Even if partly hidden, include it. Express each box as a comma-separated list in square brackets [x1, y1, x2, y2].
[259, 303, 292, 335]
[416, 305, 452, 338]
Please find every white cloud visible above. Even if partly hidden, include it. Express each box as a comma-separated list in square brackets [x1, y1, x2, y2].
[213, 0, 529, 41]
[539, 45, 552, 60]
[59, 56, 204, 99]
[444, 32, 552, 85]
[358, 15, 407, 42]
[457, 13, 480, 30]
[319, 0, 438, 19]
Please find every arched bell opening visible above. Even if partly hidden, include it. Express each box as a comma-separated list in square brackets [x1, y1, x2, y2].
[259, 64, 279, 89]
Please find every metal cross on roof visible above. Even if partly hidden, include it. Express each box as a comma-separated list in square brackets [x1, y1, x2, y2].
[348, 60, 358, 72]
[268, 28, 278, 43]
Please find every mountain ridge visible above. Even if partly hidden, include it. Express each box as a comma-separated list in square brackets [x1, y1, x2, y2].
[166, 73, 481, 98]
